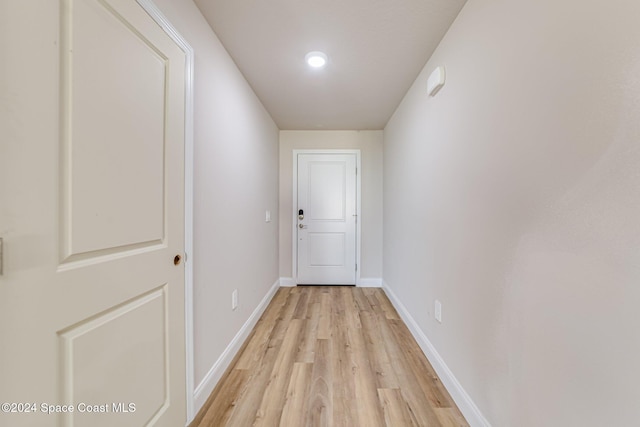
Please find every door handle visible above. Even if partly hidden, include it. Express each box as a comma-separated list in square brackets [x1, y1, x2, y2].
[298, 224, 307, 229]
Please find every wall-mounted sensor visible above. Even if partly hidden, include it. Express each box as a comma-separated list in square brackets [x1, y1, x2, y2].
[427, 66, 446, 96]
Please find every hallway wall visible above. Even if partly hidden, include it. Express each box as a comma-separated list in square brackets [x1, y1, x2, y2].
[383, 0, 640, 425]
[154, 0, 279, 416]
[279, 131, 383, 283]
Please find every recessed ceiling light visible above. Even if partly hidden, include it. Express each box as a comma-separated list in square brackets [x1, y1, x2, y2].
[305, 51, 328, 68]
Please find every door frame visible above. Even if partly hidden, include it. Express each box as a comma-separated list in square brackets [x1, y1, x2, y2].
[135, 1, 195, 424]
[292, 149, 362, 286]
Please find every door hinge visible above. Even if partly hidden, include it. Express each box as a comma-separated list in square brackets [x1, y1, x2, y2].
[0, 237, 3, 275]
[355, 264, 358, 272]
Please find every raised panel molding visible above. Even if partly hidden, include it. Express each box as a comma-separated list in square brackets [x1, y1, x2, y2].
[60, 0, 168, 266]
[58, 286, 169, 426]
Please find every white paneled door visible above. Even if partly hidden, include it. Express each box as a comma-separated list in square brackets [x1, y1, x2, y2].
[0, 1, 187, 426]
[296, 153, 357, 285]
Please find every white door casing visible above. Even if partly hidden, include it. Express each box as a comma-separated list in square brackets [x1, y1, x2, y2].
[1, 0, 188, 426]
[294, 151, 360, 285]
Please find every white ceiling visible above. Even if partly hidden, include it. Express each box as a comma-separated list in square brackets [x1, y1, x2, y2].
[194, 0, 467, 130]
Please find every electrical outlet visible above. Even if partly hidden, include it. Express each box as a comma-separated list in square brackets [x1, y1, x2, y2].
[265, 210, 271, 222]
[435, 299, 442, 323]
[232, 289, 238, 310]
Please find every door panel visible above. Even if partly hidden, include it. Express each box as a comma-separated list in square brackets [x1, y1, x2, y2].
[0, 0, 186, 426]
[297, 154, 356, 285]
[60, 286, 168, 426]
[65, 0, 167, 257]
[308, 233, 346, 266]
[308, 162, 346, 221]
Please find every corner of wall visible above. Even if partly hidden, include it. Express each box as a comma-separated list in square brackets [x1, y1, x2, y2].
[279, 277, 296, 287]
[357, 277, 383, 287]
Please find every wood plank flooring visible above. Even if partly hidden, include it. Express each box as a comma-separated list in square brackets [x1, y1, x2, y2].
[191, 286, 469, 427]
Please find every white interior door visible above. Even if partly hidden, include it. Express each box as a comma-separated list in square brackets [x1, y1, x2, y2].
[296, 153, 357, 285]
[1, 1, 187, 426]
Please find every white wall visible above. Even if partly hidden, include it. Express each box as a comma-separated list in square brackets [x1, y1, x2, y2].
[279, 131, 383, 283]
[154, 0, 279, 416]
[384, 0, 640, 426]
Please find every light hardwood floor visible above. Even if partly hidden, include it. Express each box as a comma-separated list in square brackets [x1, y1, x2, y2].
[191, 286, 469, 427]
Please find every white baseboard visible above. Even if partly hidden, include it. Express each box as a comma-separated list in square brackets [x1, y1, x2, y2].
[192, 278, 280, 414]
[357, 277, 382, 287]
[382, 281, 492, 427]
[279, 277, 296, 287]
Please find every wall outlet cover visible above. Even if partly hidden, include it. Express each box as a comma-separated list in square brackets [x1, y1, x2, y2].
[232, 289, 238, 310]
[435, 299, 442, 323]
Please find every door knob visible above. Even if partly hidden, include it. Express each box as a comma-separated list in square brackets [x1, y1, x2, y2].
[299, 224, 307, 229]
[174, 254, 182, 265]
